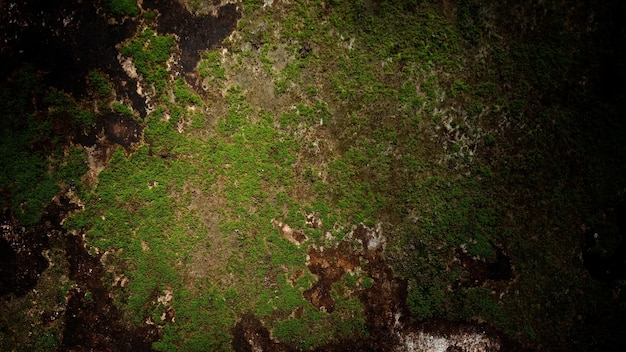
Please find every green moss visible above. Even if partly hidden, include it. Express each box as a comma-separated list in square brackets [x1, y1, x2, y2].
[120, 29, 176, 96]
[0, 68, 96, 225]
[112, 102, 134, 116]
[55, 146, 89, 185]
[104, 0, 139, 16]
[87, 71, 113, 97]
[45, 88, 95, 127]
[173, 78, 202, 106]
[5, 1, 622, 350]
[199, 51, 225, 81]
[407, 279, 447, 319]
[361, 276, 373, 289]
[218, 86, 252, 136]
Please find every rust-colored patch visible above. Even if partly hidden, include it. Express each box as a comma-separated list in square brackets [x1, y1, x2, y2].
[292, 306, 304, 319]
[352, 224, 409, 335]
[303, 240, 360, 313]
[232, 224, 509, 351]
[304, 223, 406, 331]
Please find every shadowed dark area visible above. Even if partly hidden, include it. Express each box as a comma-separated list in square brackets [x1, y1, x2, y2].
[0, 0, 147, 116]
[58, 232, 159, 352]
[583, 203, 626, 282]
[456, 247, 513, 287]
[0, 210, 49, 297]
[0, 0, 135, 97]
[0, 1, 240, 350]
[74, 112, 143, 149]
[143, 0, 240, 72]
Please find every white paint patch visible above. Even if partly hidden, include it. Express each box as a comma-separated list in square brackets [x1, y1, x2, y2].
[121, 57, 138, 79]
[157, 289, 173, 307]
[395, 331, 501, 352]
